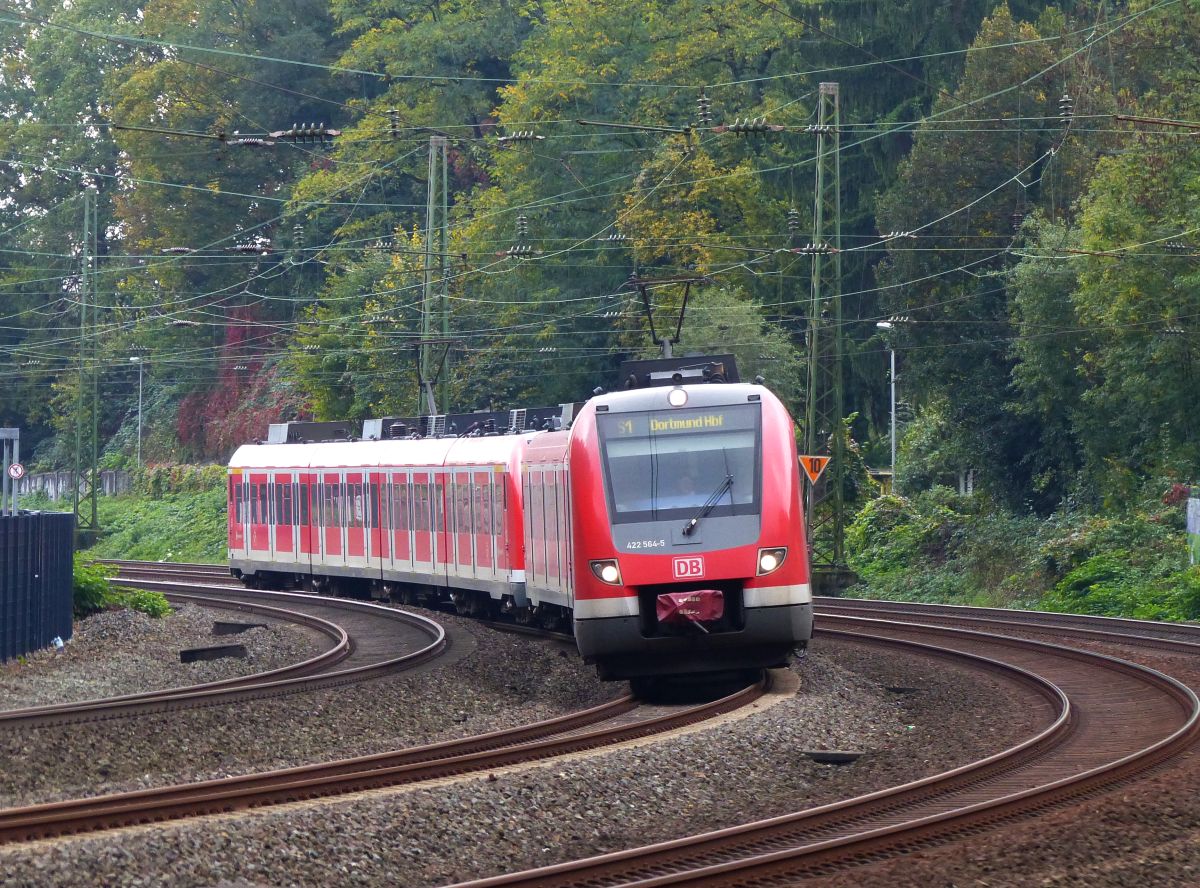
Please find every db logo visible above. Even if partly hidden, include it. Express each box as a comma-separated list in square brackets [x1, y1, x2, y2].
[673, 556, 705, 579]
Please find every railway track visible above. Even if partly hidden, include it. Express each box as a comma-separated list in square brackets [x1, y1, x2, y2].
[83, 562, 1200, 884]
[0, 674, 768, 844]
[445, 611, 1199, 887]
[2, 579, 446, 728]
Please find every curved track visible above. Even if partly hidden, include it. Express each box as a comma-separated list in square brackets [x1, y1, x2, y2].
[444, 608, 1199, 887]
[1, 579, 446, 728]
[0, 674, 767, 844]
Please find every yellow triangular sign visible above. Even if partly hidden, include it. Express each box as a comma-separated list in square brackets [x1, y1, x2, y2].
[799, 455, 831, 484]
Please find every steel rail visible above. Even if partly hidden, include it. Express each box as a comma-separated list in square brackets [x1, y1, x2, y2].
[1, 585, 446, 728]
[447, 615, 1199, 887]
[816, 596, 1200, 653]
[0, 678, 767, 844]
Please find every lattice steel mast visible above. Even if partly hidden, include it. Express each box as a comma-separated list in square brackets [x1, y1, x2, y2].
[72, 190, 100, 540]
[803, 82, 846, 570]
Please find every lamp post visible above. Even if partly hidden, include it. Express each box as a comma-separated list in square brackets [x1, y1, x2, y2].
[875, 321, 896, 485]
[129, 356, 143, 469]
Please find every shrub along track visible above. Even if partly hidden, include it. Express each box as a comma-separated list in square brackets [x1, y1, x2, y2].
[442, 607, 1200, 887]
[1, 582, 447, 729]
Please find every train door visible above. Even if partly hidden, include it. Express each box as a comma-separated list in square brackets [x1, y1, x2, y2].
[273, 472, 295, 561]
[412, 471, 432, 570]
[389, 471, 412, 571]
[473, 469, 494, 580]
[321, 472, 345, 568]
[496, 470, 511, 572]
[546, 470, 560, 591]
[228, 471, 246, 554]
[299, 472, 316, 565]
[249, 473, 269, 555]
[433, 470, 450, 580]
[561, 467, 574, 601]
[369, 471, 387, 565]
[454, 470, 474, 579]
[345, 471, 366, 570]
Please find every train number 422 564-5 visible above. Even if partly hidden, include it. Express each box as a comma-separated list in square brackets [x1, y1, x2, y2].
[625, 539, 666, 550]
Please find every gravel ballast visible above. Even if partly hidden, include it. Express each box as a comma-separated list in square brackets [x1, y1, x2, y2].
[0, 636, 1049, 887]
[0, 606, 615, 808]
[0, 604, 327, 710]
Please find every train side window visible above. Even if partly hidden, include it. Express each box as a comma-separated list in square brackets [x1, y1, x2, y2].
[300, 483, 309, 526]
[399, 481, 410, 531]
[259, 484, 269, 526]
[413, 483, 425, 533]
[232, 482, 241, 524]
[250, 484, 258, 524]
[369, 482, 380, 529]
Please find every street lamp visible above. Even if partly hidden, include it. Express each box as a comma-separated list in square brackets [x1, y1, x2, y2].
[875, 321, 896, 486]
[129, 356, 144, 469]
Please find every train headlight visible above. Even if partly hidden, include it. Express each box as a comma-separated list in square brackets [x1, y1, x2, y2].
[590, 559, 623, 585]
[667, 387, 688, 407]
[757, 547, 787, 576]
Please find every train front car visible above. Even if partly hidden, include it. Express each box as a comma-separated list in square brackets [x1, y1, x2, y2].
[569, 382, 812, 679]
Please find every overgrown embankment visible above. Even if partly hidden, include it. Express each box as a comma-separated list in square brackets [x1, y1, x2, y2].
[846, 486, 1200, 622]
[23, 465, 228, 565]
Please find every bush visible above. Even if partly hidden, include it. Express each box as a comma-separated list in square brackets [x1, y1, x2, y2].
[73, 554, 115, 617]
[846, 485, 1197, 621]
[73, 554, 172, 619]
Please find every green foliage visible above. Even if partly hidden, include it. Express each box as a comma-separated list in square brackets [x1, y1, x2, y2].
[847, 486, 1199, 622]
[81, 484, 229, 564]
[72, 554, 172, 618]
[104, 587, 174, 619]
[136, 464, 229, 500]
[72, 554, 117, 618]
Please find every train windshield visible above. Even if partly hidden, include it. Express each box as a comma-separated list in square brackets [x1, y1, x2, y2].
[597, 403, 761, 525]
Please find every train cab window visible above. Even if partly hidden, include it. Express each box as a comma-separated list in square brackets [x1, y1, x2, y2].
[596, 404, 762, 524]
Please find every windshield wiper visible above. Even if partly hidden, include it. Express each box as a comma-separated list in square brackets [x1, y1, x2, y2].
[681, 474, 733, 536]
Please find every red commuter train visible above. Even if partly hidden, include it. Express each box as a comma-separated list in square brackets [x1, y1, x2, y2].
[228, 379, 812, 680]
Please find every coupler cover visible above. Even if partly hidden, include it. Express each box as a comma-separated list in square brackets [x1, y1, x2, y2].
[656, 589, 724, 624]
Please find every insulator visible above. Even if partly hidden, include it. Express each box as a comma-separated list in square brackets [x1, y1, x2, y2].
[387, 109, 401, 139]
[229, 138, 273, 148]
[696, 91, 713, 127]
[516, 214, 529, 238]
[160, 247, 193, 254]
[1163, 325, 1184, 336]
[1011, 212, 1025, 232]
[538, 347, 557, 353]
[1166, 240, 1189, 253]
[883, 230, 915, 240]
[1058, 93, 1074, 118]
[497, 131, 544, 144]
[606, 230, 628, 242]
[786, 208, 801, 235]
[805, 124, 835, 135]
